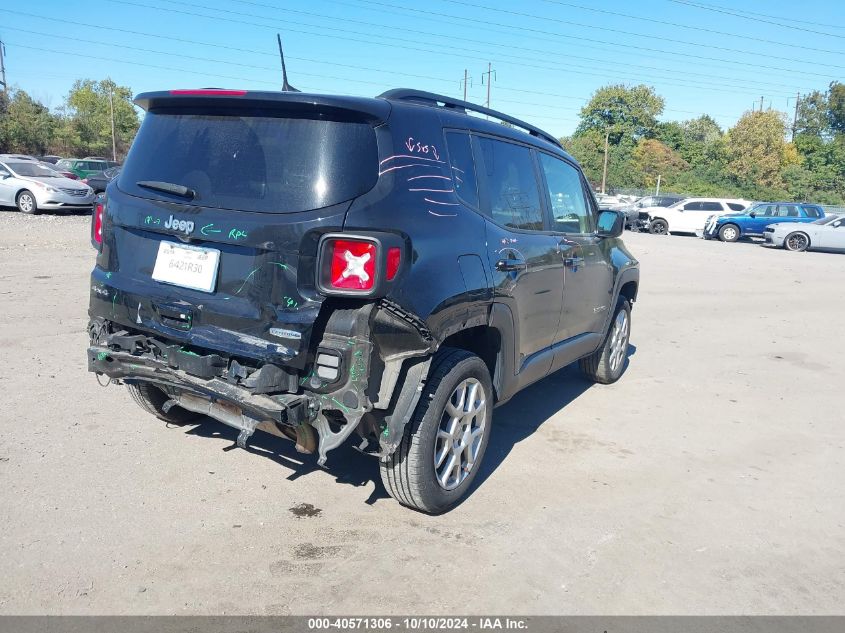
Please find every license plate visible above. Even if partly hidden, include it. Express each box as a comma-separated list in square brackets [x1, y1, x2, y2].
[152, 241, 220, 293]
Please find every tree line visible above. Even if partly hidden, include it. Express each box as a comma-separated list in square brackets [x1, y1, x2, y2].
[2, 77, 843, 204]
[562, 83, 845, 205]
[0, 79, 140, 160]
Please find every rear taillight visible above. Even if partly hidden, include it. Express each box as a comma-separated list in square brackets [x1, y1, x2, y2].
[386, 247, 401, 281]
[91, 201, 104, 250]
[329, 239, 377, 291]
[81, 178, 89, 185]
[317, 234, 404, 297]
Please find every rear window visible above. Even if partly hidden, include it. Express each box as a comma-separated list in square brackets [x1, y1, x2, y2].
[727, 203, 745, 211]
[118, 111, 378, 213]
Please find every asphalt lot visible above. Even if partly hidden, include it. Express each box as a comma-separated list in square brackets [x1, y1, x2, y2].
[0, 210, 843, 615]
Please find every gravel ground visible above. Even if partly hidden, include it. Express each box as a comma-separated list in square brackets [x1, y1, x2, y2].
[0, 207, 843, 615]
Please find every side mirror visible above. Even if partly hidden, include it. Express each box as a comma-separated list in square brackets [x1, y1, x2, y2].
[0, 171, 9, 179]
[597, 210, 624, 238]
[749, 211, 756, 218]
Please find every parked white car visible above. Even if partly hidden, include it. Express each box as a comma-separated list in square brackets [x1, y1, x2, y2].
[0, 156, 94, 214]
[646, 198, 753, 235]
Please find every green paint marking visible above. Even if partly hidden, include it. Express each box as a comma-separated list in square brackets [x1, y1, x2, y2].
[201, 223, 222, 236]
[129, 364, 143, 370]
[228, 228, 248, 240]
[330, 397, 351, 414]
[179, 348, 200, 356]
[381, 425, 389, 437]
[96, 351, 109, 361]
[105, 272, 112, 279]
[111, 291, 118, 316]
[234, 268, 261, 295]
[283, 296, 299, 309]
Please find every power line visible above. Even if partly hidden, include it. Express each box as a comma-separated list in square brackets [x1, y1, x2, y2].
[676, 0, 845, 30]
[537, 0, 843, 41]
[340, 0, 845, 66]
[223, 0, 812, 92]
[108, 0, 808, 98]
[327, 0, 843, 80]
[667, 0, 845, 36]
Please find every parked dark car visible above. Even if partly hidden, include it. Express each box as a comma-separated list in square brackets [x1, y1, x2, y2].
[622, 195, 685, 230]
[703, 202, 824, 242]
[86, 88, 639, 513]
[82, 166, 120, 193]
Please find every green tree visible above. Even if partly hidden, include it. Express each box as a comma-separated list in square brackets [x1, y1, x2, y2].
[63, 78, 140, 159]
[631, 139, 689, 187]
[794, 90, 830, 138]
[724, 110, 797, 190]
[575, 84, 664, 143]
[0, 88, 57, 155]
[827, 81, 845, 134]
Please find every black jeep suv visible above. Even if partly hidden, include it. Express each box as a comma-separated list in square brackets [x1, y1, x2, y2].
[87, 88, 639, 513]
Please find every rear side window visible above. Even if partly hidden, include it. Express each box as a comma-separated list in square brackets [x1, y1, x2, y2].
[803, 206, 822, 218]
[778, 205, 799, 217]
[727, 203, 745, 211]
[700, 202, 724, 211]
[538, 153, 594, 233]
[476, 136, 544, 231]
[119, 111, 378, 213]
[444, 132, 479, 209]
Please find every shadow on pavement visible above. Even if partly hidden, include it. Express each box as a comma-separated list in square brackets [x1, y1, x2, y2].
[180, 344, 637, 511]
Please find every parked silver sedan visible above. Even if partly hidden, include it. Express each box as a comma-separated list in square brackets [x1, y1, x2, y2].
[0, 158, 94, 214]
[764, 215, 845, 252]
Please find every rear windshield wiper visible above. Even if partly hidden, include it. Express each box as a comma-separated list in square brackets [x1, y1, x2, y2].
[136, 180, 196, 200]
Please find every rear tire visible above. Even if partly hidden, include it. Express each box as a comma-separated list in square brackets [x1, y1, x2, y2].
[718, 224, 740, 242]
[16, 190, 38, 214]
[580, 299, 632, 385]
[649, 219, 668, 235]
[128, 382, 203, 425]
[380, 348, 493, 514]
[784, 231, 810, 252]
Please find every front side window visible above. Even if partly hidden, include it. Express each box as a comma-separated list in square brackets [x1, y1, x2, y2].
[444, 131, 479, 209]
[683, 202, 702, 211]
[700, 202, 724, 211]
[539, 153, 594, 233]
[476, 136, 544, 231]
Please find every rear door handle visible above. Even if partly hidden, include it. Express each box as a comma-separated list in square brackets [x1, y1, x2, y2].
[496, 257, 527, 272]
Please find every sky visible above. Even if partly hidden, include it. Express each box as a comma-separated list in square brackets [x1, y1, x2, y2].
[1, 0, 844, 138]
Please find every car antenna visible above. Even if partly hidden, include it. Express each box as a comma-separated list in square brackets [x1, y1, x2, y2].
[277, 34, 299, 92]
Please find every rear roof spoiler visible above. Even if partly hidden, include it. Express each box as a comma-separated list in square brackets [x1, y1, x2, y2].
[134, 90, 391, 124]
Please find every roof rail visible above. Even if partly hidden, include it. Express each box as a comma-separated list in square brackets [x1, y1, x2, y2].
[378, 89, 562, 149]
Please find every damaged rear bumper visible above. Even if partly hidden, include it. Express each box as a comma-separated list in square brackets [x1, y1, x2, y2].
[88, 343, 316, 435]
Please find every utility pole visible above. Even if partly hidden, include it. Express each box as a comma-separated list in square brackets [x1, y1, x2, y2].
[0, 38, 7, 95]
[655, 174, 661, 196]
[601, 130, 609, 195]
[108, 85, 117, 162]
[791, 91, 800, 141]
[460, 69, 471, 102]
[482, 63, 496, 109]
[760, 95, 764, 112]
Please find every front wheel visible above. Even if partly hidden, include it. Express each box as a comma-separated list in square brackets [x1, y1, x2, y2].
[784, 231, 810, 252]
[16, 190, 38, 214]
[380, 348, 493, 514]
[580, 299, 632, 385]
[718, 224, 740, 242]
[649, 219, 668, 235]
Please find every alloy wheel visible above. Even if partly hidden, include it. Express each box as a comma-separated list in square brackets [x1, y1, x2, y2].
[433, 378, 487, 490]
[608, 309, 630, 373]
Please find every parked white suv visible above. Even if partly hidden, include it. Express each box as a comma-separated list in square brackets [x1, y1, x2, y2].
[646, 198, 752, 235]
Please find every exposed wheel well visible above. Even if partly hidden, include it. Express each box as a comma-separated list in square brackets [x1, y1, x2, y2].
[619, 280, 638, 305]
[440, 326, 501, 389]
